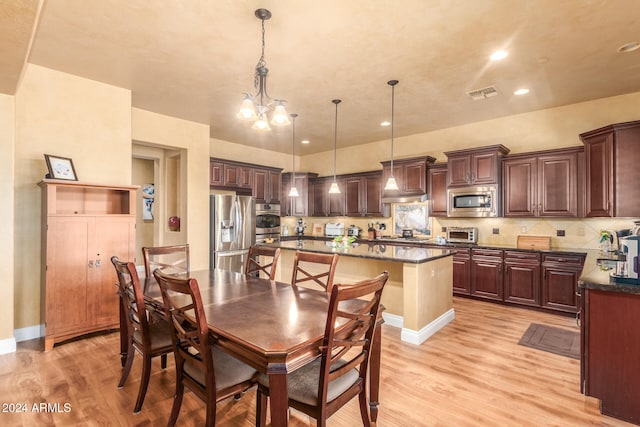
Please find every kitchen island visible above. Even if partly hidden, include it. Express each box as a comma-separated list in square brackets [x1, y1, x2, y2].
[265, 239, 456, 345]
[578, 251, 640, 425]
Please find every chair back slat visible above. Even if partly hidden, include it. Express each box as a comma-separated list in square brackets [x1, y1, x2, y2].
[142, 244, 190, 277]
[245, 245, 281, 280]
[291, 251, 339, 292]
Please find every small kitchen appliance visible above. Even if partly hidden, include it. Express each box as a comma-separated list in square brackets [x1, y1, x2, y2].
[325, 223, 345, 237]
[617, 235, 640, 281]
[446, 227, 478, 244]
[402, 229, 414, 238]
[295, 218, 305, 237]
[447, 186, 498, 218]
[347, 225, 361, 237]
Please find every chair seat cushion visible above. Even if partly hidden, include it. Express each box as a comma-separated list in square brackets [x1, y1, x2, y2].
[257, 358, 360, 406]
[183, 347, 257, 391]
[133, 318, 173, 351]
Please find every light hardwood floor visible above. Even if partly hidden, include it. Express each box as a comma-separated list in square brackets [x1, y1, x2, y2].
[0, 297, 633, 426]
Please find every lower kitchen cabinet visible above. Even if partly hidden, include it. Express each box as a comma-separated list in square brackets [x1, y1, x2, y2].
[581, 288, 640, 424]
[452, 248, 471, 295]
[541, 254, 584, 313]
[470, 248, 503, 301]
[504, 251, 541, 306]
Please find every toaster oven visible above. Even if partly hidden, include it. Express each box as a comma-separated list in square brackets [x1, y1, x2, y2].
[446, 227, 478, 244]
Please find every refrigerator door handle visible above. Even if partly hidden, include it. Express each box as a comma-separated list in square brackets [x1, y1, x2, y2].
[216, 249, 248, 257]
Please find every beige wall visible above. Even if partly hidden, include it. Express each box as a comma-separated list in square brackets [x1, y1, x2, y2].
[132, 108, 210, 271]
[301, 91, 640, 175]
[210, 137, 293, 171]
[0, 94, 15, 347]
[13, 64, 132, 330]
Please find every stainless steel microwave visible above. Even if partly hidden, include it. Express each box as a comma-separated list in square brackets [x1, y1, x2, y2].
[447, 186, 498, 217]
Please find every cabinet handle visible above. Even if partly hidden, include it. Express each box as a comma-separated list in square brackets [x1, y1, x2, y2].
[88, 260, 94, 268]
[538, 204, 542, 215]
[95, 259, 101, 268]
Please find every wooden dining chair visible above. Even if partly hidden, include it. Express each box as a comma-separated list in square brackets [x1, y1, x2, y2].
[245, 245, 281, 280]
[110, 256, 173, 414]
[142, 244, 190, 277]
[153, 269, 258, 427]
[291, 251, 339, 292]
[256, 271, 389, 427]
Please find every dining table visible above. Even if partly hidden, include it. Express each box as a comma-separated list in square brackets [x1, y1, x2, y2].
[117, 268, 383, 426]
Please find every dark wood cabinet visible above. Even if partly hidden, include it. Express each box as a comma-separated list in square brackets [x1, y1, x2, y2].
[541, 253, 584, 313]
[362, 173, 384, 216]
[504, 251, 541, 306]
[308, 171, 383, 217]
[327, 179, 345, 216]
[344, 176, 363, 217]
[445, 145, 509, 187]
[428, 163, 448, 217]
[310, 178, 329, 217]
[580, 120, 640, 217]
[581, 289, 640, 424]
[470, 248, 504, 301]
[281, 172, 318, 217]
[452, 248, 471, 295]
[210, 158, 282, 201]
[381, 156, 436, 196]
[503, 147, 582, 217]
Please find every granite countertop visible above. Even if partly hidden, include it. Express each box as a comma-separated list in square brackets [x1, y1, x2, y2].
[578, 249, 640, 294]
[266, 239, 455, 264]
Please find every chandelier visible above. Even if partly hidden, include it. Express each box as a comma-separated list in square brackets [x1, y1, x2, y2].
[237, 8, 290, 132]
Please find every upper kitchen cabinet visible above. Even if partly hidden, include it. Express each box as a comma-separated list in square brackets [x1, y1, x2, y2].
[580, 120, 640, 217]
[308, 171, 384, 217]
[428, 163, 448, 217]
[281, 172, 318, 217]
[253, 167, 282, 205]
[445, 145, 510, 187]
[503, 147, 583, 217]
[381, 156, 436, 197]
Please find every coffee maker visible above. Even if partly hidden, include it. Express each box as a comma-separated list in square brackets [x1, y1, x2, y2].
[619, 235, 640, 281]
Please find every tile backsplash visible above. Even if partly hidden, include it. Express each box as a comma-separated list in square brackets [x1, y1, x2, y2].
[283, 215, 639, 250]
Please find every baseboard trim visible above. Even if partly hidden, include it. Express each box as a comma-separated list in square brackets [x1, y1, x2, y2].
[401, 308, 456, 345]
[14, 324, 45, 342]
[0, 337, 17, 355]
[381, 312, 403, 329]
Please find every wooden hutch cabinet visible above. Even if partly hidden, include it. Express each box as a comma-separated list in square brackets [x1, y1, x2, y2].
[579, 120, 640, 217]
[445, 145, 509, 187]
[502, 147, 583, 217]
[39, 180, 137, 351]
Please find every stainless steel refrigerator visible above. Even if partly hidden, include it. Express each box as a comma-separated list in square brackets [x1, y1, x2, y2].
[210, 194, 256, 271]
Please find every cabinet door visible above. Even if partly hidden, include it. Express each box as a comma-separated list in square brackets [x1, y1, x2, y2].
[503, 157, 537, 217]
[328, 179, 345, 216]
[504, 253, 541, 306]
[223, 164, 240, 186]
[344, 177, 363, 216]
[90, 217, 135, 327]
[452, 253, 471, 295]
[538, 153, 577, 217]
[428, 166, 448, 216]
[471, 151, 499, 185]
[210, 161, 224, 186]
[252, 169, 268, 204]
[46, 217, 90, 335]
[311, 179, 329, 217]
[447, 155, 471, 187]
[268, 170, 281, 204]
[541, 267, 579, 313]
[362, 174, 383, 216]
[280, 174, 291, 216]
[291, 175, 310, 217]
[471, 255, 503, 301]
[402, 160, 427, 194]
[584, 132, 614, 217]
[382, 163, 403, 193]
[239, 167, 253, 188]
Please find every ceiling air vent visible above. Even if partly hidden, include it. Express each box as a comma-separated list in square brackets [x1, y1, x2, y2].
[467, 86, 498, 100]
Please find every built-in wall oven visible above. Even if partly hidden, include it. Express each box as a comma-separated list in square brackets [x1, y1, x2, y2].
[447, 186, 499, 217]
[256, 204, 281, 243]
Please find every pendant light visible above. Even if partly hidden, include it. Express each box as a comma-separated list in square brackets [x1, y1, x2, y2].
[384, 80, 400, 191]
[328, 99, 342, 194]
[288, 113, 299, 197]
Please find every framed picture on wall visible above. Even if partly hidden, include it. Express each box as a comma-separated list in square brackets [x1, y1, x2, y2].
[44, 154, 78, 181]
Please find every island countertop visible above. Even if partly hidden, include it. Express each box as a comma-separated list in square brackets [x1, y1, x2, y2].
[265, 239, 455, 264]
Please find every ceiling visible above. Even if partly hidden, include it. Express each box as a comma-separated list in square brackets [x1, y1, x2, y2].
[3, 0, 640, 155]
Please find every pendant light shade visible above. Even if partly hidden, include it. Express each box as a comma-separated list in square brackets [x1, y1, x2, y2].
[328, 99, 342, 194]
[384, 80, 400, 191]
[288, 113, 299, 197]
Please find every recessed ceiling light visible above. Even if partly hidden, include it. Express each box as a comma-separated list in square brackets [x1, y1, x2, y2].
[514, 88, 529, 96]
[301, 140, 310, 144]
[490, 50, 508, 61]
[617, 42, 640, 53]
[380, 121, 391, 127]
